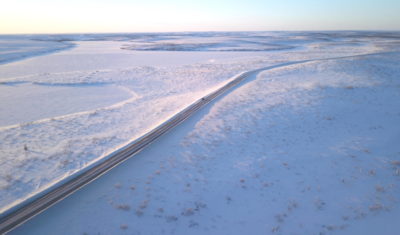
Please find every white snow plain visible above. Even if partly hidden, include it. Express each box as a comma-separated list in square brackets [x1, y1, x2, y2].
[0, 35, 74, 65]
[1, 32, 400, 234]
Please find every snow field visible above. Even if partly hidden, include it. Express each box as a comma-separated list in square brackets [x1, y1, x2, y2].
[1, 32, 399, 234]
[10, 50, 400, 235]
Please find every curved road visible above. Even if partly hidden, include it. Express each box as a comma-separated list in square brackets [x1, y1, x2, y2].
[0, 52, 388, 233]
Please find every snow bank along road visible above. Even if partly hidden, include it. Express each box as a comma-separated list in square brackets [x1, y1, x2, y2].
[0, 51, 391, 233]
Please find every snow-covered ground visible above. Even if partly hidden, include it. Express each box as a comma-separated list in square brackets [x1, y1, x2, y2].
[0, 35, 74, 65]
[1, 32, 400, 234]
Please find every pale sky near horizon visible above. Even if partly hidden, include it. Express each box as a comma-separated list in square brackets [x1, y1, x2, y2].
[0, 0, 399, 34]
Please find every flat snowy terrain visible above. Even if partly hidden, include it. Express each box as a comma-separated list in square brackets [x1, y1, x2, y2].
[1, 32, 400, 234]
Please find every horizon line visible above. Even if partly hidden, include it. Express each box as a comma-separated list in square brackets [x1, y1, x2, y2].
[1, 29, 400, 36]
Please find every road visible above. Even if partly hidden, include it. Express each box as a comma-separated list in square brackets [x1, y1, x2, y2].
[0, 51, 387, 233]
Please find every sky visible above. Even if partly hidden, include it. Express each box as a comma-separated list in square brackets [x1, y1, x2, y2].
[0, 0, 399, 34]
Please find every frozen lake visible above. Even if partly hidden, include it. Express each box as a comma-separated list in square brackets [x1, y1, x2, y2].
[0, 82, 133, 126]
